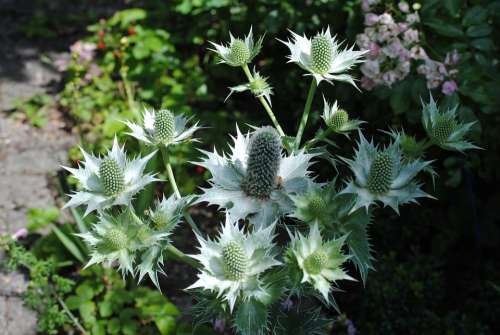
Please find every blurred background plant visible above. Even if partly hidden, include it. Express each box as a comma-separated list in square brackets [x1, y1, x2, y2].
[2, 0, 499, 334]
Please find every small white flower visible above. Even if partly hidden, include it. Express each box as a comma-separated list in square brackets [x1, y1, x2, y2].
[321, 97, 365, 135]
[280, 27, 367, 87]
[187, 217, 281, 312]
[195, 126, 316, 228]
[340, 131, 433, 214]
[209, 27, 263, 67]
[124, 107, 200, 147]
[289, 223, 354, 302]
[225, 68, 273, 106]
[63, 137, 157, 216]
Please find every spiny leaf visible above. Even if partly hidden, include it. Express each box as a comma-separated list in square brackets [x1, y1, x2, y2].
[234, 299, 268, 335]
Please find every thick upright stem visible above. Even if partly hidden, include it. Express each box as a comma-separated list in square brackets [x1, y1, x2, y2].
[242, 65, 285, 137]
[166, 245, 200, 268]
[160, 147, 202, 236]
[295, 78, 317, 151]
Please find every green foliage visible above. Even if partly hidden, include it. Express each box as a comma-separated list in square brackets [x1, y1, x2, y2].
[234, 299, 268, 335]
[12, 94, 53, 127]
[26, 207, 60, 232]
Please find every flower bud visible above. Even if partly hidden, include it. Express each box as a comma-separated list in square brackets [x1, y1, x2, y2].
[327, 109, 349, 131]
[229, 39, 251, 66]
[222, 241, 247, 281]
[366, 152, 394, 194]
[99, 157, 125, 196]
[104, 228, 128, 250]
[431, 116, 457, 145]
[303, 250, 328, 275]
[154, 110, 175, 144]
[311, 34, 334, 74]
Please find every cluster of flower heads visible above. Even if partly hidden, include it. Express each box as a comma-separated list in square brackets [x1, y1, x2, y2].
[356, 0, 459, 95]
[62, 26, 480, 331]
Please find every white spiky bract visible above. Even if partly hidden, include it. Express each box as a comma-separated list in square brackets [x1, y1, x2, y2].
[321, 97, 365, 135]
[77, 195, 190, 287]
[195, 125, 316, 228]
[187, 217, 281, 312]
[209, 27, 263, 67]
[225, 68, 273, 106]
[280, 27, 367, 87]
[340, 131, 434, 214]
[421, 95, 480, 152]
[63, 138, 158, 216]
[124, 107, 200, 147]
[289, 223, 354, 302]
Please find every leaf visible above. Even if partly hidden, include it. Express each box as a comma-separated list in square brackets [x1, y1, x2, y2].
[443, 0, 462, 16]
[462, 6, 488, 26]
[107, 318, 121, 334]
[99, 300, 113, 318]
[343, 209, 374, 284]
[234, 299, 268, 335]
[52, 224, 85, 263]
[466, 24, 492, 38]
[154, 316, 176, 335]
[122, 320, 139, 335]
[27, 207, 60, 232]
[471, 38, 495, 51]
[109, 8, 147, 28]
[424, 20, 464, 37]
[79, 301, 96, 325]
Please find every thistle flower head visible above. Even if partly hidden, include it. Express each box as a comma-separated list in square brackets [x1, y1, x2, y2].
[421, 95, 480, 152]
[125, 107, 200, 148]
[241, 126, 282, 199]
[209, 27, 263, 67]
[188, 217, 281, 312]
[280, 27, 367, 87]
[288, 223, 354, 302]
[340, 131, 434, 214]
[195, 125, 316, 228]
[63, 138, 157, 216]
[290, 182, 340, 227]
[321, 97, 364, 135]
[226, 69, 274, 106]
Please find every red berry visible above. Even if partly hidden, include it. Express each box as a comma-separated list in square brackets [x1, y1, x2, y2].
[196, 166, 205, 174]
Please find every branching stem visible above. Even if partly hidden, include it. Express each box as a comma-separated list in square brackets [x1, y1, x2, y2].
[295, 78, 317, 151]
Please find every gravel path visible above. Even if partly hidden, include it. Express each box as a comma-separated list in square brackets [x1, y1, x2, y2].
[0, 42, 75, 334]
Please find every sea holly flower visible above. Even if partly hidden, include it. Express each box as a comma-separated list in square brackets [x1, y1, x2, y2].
[340, 131, 433, 214]
[288, 223, 354, 302]
[421, 95, 480, 152]
[137, 194, 193, 288]
[290, 182, 336, 227]
[280, 27, 367, 87]
[63, 138, 157, 216]
[195, 126, 316, 228]
[124, 107, 200, 147]
[225, 68, 273, 106]
[321, 97, 364, 135]
[209, 27, 263, 67]
[187, 217, 281, 312]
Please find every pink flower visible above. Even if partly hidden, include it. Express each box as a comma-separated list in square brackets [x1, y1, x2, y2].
[12, 228, 28, 240]
[403, 29, 419, 44]
[70, 41, 97, 62]
[442, 80, 458, 95]
[84, 63, 103, 82]
[379, 13, 394, 25]
[406, 13, 420, 24]
[398, 1, 410, 13]
[410, 46, 428, 60]
[398, 22, 409, 32]
[362, 0, 380, 12]
[368, 42, 381, 57]
[365, 13, 379, 26]
[361, 60, 381, 78]
[361, 77, 376, 90]
[445, 50, 460, 66]
[382, 71, 397, 86]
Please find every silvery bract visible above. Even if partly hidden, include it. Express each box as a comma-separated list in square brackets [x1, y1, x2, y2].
[195, 126, 316, 228]
[421, 95, 480, 152]
[321, 97, 364, 135]
[340, 132, 433, 214]
[187, 217, 280, 312]
[63, 138, 157, 215]
[289, 223, 354, 302]
[209, 27, 263, 67]
[138, 194, 193, 288]
[280, 27, 367, 87]
[125, 107, 200, 147]
[225, 68, 273, 106]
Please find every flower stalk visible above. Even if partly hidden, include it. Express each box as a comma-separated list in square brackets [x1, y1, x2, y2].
[242, 64, 285, 137]
[295, 78, 317, 150]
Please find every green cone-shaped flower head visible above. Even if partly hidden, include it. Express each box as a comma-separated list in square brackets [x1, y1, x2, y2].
[311, 34, 335, 74]
[222, 241, 247, 281]
[99, 157, 125, 196]
[241, 126, 282, 199]
[153, 109, 175, 144]
[229, 39, 251, 66]
[63, 138, 158, 216]
[340, 131, 433, 214]
[104, 227, 128, 251]
[188, 217, 281, 312]
[421, 94, 480, 152]
[209, 27, 263, 67]
[321, 98, 364, 135]
[288, 223, 354, 302]
[281, 27, 367, 87]
[226, 68, 274, 106]
[366, 152, 394, 194]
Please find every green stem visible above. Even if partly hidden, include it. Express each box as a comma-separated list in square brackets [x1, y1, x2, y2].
[160, 147, 202, 236]
[242, 64, 285, 137]
[295, 78, 317, 151]
[120, 68, 140, 121]
[304, 127, 333, 150]
[54, 290, 88, 334]
[166, 245, 200, 268]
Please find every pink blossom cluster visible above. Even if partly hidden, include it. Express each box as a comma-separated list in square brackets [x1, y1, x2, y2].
[53, 41, 101, 82]
[356, 1, 459, 95]
[417, 50, 459, 95]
